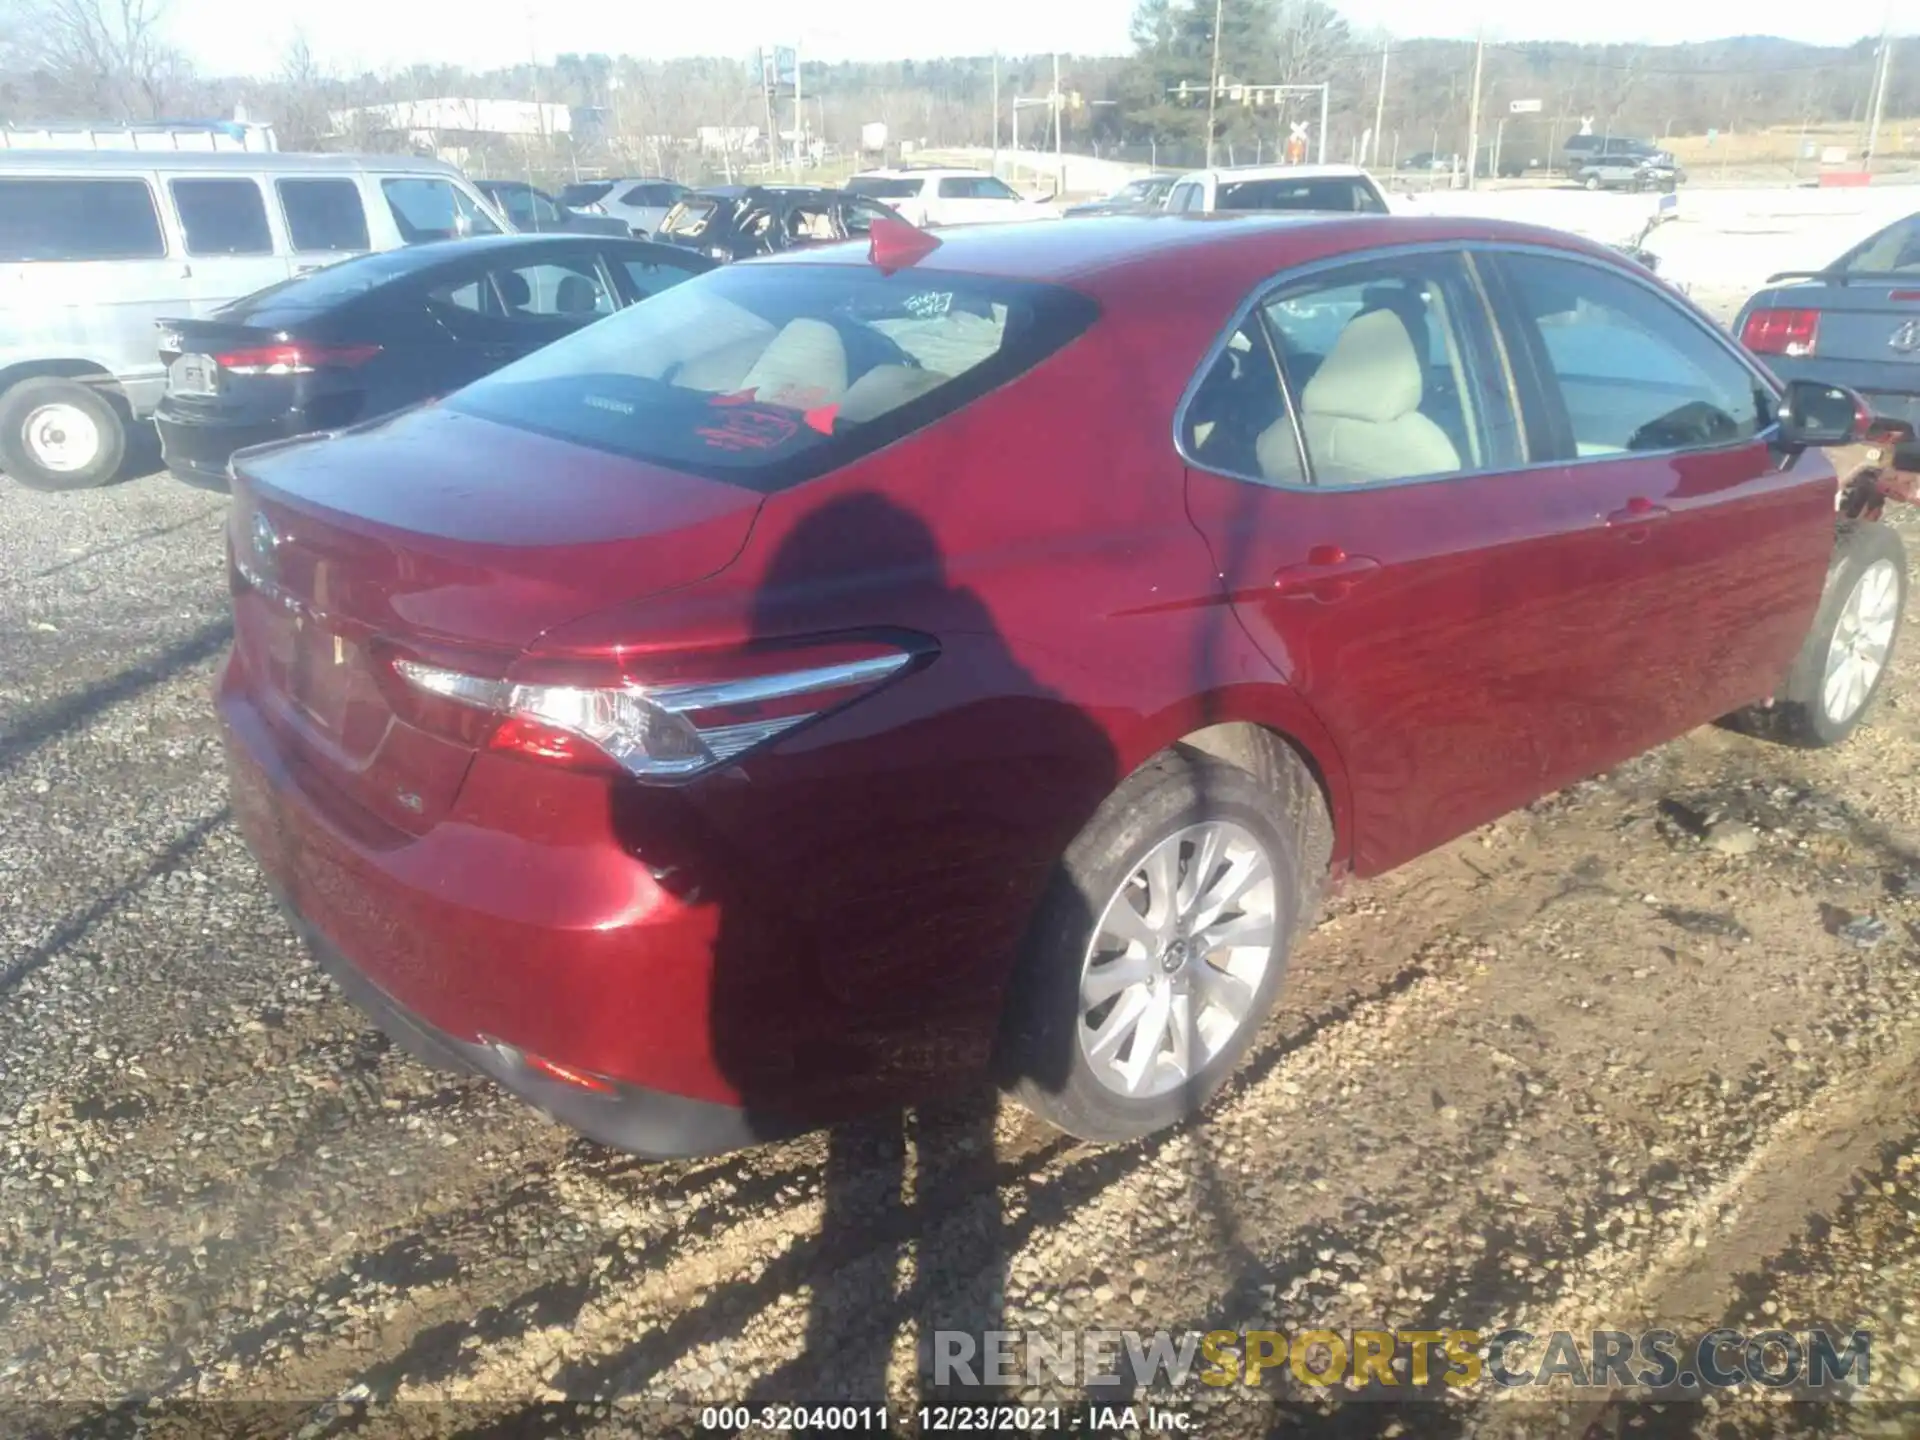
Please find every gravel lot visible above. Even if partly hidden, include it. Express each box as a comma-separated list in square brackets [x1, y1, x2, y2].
[5, 433, 1920, 1435]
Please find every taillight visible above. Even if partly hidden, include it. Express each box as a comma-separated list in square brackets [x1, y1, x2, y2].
[392, 642, 920, 780]
[215, 343, 382, 376]
[1739, 308, 1820, 358]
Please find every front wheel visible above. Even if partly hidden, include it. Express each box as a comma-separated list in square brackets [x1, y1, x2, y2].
[1000, 748, 1327, 1144]
[0, 376, 128, 490]
[1749, 521, 1907, 747]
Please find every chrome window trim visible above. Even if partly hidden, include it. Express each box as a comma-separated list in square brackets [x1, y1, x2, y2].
[1172, 237, 1782, 495]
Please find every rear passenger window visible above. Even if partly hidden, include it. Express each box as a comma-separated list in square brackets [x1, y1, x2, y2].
[278, 179, 370, 252]
[170, 178, 272, 256]
[0, 177, 165, 261]
[1496, 252, 1772, 458]
[1181, 254, 1517, 488]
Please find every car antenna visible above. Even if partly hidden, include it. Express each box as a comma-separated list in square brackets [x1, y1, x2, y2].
[869, 215, 940, 273]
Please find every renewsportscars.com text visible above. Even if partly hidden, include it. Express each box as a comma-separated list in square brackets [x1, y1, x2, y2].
[932, 1327, 1874, 1395]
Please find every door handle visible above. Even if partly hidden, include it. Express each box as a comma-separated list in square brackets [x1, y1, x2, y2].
[1606, 496, 1671, 543]
[1272, 544, 1382, 602]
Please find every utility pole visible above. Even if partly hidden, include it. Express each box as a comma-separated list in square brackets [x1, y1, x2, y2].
[792, 43, 804, 181]
[1052, 51, 1063, 171]
[1371, 40, 1389, 168]
[1464, 33, 1485, 190]
[991, 51, 1000, 177]
[1865, 31, 1894, 172]
[1205, 0, 1224, 169]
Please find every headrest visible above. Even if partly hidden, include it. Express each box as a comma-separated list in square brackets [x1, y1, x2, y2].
[497, 270, 531, 307]
[1300, 308, 1424, 425]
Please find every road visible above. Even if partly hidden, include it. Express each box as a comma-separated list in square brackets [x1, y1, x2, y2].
[3, 465, 1920, 1436]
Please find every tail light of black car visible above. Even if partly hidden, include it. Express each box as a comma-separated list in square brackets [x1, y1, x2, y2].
[216, 343, 383, 377]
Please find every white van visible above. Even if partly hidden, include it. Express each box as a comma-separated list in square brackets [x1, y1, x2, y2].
[0, 150, 509, 489]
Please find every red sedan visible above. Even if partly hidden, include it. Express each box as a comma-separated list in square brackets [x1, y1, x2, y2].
[218, 213, 1905, 1156]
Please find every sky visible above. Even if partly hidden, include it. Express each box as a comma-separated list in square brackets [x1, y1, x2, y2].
[164, 0, 1893, 80]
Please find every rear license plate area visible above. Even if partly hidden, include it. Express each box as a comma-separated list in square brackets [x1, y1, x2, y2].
[169, 354, 219, 397]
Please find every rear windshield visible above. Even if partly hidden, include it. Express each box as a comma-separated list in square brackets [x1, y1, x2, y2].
[846, 177, 922, 200]
[1216, 178, 1387, 214]
[446, 263, 1098, 491]
[211, 246, 432, 317]
[1834, 215, 1920, 276]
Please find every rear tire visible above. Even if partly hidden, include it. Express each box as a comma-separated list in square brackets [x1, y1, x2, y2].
[1000, 746, 1329, 1144]
[1743, 521, 1906, 748]
[0, 377, 127, 491]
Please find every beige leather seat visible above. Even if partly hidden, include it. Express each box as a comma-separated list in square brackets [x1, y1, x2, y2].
[836, 364, 949, 423]
[1257, 308, 1460, 486]
[738, 318, 850, 409]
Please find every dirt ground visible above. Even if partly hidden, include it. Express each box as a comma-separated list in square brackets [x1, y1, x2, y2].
[5, 429, 1920, 1436]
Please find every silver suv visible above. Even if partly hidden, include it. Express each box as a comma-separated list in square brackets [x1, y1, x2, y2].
[558, 178, 692, 238]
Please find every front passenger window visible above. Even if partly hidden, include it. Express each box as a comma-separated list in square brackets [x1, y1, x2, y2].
[1496, 251, 1770, 458]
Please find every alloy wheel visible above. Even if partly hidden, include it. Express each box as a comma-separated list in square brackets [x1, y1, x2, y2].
[1077, 821, 1278, 1100]
[1823, 558, 1900, 725]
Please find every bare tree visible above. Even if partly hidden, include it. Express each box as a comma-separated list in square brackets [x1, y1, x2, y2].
[20, 0, 191, 120]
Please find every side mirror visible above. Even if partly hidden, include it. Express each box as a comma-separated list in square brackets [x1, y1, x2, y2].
[1777, 378, 1869, 448]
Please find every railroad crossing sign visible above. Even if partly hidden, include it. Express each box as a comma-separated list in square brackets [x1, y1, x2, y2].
[1578, 115, 1595, 135]
[1288, 121, 1309, 142]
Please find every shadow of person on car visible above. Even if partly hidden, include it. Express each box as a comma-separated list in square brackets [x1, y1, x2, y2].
[609, 489, 1119, 1417]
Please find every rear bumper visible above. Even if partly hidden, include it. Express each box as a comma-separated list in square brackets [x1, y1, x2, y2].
[216, 645, 797, 1157]
[284, 902, 772, 1157]
[156, 410, 290, 490]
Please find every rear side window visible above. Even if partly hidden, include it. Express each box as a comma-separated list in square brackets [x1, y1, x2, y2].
[1216, 178, 1386, 214]
[0, 178, 165, 261]
[170, 178, 272, 256]
[618, 184, 675, 207]
[1495, 251, 1771, 458]
[559, 182, 613, 208]
[1168, 182, 1202, 213]
[448, 265, 1098, 491]
[278, 179, 370, 252]
[381, 177, 502, 243]
[1836, 215, 1920, 275]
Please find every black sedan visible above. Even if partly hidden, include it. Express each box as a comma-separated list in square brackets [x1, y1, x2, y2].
[475, 179, 632, 236]
[154, 235, 712, 489]
[653, 185, 904, 262]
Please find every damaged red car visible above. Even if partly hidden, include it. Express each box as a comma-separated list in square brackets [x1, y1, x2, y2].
[219, 213, 1907, 1156]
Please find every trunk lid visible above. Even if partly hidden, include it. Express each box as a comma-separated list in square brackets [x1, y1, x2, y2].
[228, 404, 763, 834]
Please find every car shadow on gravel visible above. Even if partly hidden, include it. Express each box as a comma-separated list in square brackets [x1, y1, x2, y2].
[0, 615, 233, 777]
[602, 491, 1113, 1417]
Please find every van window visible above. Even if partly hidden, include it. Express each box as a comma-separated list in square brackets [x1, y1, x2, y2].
[278, 178, 370, 252]
[170, 178, 272, 256]
[1215, 178, 1387, 214]
[0, 177, 166, 261]
[381, 177, 502, 243]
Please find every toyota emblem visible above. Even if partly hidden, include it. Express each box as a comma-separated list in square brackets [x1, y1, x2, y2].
[1890, 319, 1920, 356]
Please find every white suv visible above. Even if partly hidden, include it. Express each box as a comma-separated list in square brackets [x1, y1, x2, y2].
[846, 168, 1063, 228]
[1164, 164, 1389, 216]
